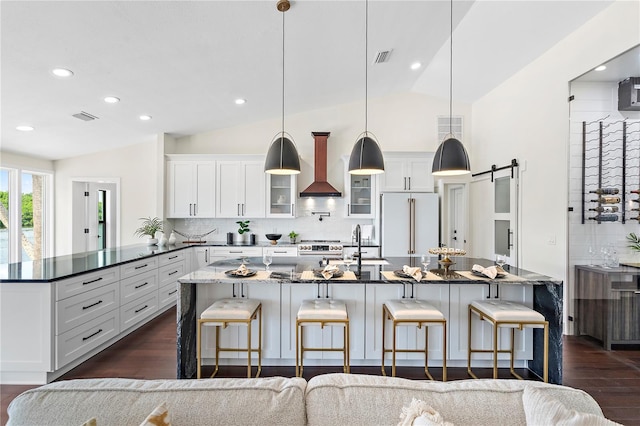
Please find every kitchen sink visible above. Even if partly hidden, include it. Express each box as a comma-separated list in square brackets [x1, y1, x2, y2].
[329, 258, 390, 266]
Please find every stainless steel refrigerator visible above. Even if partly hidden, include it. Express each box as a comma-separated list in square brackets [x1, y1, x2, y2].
[380, 192, 439, 257]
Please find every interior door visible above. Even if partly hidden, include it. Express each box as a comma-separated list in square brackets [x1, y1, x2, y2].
[470, 168, 519, 267]
[493, 170, 518, 266]
[447, 184, 466, 250]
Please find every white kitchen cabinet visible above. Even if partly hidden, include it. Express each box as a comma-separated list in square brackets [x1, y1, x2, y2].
[448, 283, 533, 362]
[266, 174, 296, 217]
[379, 153, 434, 192]
[193, 247, 212, 269]
[263, 246, 298, 257]
[364, 283, 406, 360]
[166, 160, 216, 218]
[281, 283, 365, 363]
[364, 282, 447, 363]
[342, 156, 377, 218]
[196, 281, 279, 361]
[216, 160, 265, 218]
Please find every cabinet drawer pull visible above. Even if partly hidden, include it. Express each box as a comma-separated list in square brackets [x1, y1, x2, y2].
[134, 282, 148, 289]
[82, 300, 103, 310]
[134, 264, 148, 270]
[168, 270, 179, 276]
[168, 255, 178, 260]
[82, 328, 103, 341]
[83, 277, 103, 285]
[229, 251, 242, 253]
[274, 251, 287, 253]
[168, 290, 178, 295]
[135, 305, 149, 314]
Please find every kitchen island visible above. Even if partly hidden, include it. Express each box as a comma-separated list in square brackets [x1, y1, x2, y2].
[178, 257, 563, 383]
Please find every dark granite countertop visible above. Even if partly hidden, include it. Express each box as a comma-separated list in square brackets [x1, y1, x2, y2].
[180, 256, 561, 285]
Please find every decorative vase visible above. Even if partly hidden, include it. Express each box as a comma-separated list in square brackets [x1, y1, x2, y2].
[157, 232, 168, 247]
[168, 231, 177, 245]
[147, 238, 158, 246]
[290, 237, 296, 244]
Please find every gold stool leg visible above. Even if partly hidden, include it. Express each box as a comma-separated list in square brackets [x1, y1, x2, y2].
[295, 320, 300, 377]
[197, 320, 202, 379]
[247, 318, 252, 378]
[344, 320, 350, 373]
[211, 325, 220, 378]
[256, 305, 262, 378]
[381, 305, 387, 376]
[424, 325, 434, 380]
[442, 320, 447, 382]
[492, 320, 499, 379]
[467, 305, 477, 379]
[392, 319, 397, 377]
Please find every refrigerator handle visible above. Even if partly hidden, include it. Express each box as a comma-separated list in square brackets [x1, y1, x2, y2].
[407, 198, 412, 254]
[411, 198, 416, 254]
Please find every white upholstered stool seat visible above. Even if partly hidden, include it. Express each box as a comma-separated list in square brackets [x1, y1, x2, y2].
[197, 298, 262, 379]
[470, 300, 545, 324]
[296, 299, 349, 377]
[382, 299, 447, 381]
[201, 298, 261, 323]
[468, 299, 548, 382]
[297, 299, 348, 321]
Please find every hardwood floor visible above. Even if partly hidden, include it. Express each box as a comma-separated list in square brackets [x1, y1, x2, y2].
[2, 307, 640, 425]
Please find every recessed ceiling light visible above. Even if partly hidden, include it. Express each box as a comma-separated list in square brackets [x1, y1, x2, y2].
[410, 62, 422, 70]
[51, 68, 74, 77]
[16, 125, 34, 132]
[235, 98, 246, 105]
[595, 65, 607, 71]
[139, 115, 152, 121]
[104, 96, 120, 104]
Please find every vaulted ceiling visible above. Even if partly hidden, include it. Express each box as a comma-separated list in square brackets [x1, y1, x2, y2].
[1, 1, 615, 160]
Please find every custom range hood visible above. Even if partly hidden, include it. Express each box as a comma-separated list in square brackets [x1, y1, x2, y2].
[299, 131, 342, 197]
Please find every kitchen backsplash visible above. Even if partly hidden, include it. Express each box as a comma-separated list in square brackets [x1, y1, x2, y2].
[167, 197, 376, 244]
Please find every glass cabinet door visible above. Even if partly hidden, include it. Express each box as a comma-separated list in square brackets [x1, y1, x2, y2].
[267, 174, 296, 217]
[348, 174, 376, 218]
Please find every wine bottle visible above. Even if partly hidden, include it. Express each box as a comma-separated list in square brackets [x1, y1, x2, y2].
[591, 196, 621, 204]
[589, 188, 619, 195]
[588, 214, 619, 222]
[588, 206, 619, 213]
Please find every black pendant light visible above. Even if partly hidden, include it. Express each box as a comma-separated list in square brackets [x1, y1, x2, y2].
[348, 0, 384, 175]
[432, 0, 470, 176]
[265, 0, 301, 175]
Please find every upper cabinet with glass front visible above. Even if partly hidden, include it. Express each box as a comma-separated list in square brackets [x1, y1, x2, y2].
[342, 155, 377, 218]
[266, 174, 296, 218]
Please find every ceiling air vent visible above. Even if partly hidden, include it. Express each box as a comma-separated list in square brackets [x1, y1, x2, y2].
[72, 111, 99, 121]
[373, 49, 392, 64]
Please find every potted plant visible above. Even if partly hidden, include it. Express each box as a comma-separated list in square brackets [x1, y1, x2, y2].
[236, 220, 251, 242]
[134, 216, 164, 245]
[288, 230, 299, 244]
[627, 232, 640, 255]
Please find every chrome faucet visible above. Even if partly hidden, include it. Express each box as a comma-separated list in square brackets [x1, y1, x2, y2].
[354, 224, 362, 277]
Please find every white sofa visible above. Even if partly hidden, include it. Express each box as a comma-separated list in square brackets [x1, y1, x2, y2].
[7, 373, 607, 426]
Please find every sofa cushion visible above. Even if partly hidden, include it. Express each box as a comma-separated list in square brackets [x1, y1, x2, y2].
[522, 386, 620, 425]
[7, 377, 307, 426]
[305, 374, 604, 426]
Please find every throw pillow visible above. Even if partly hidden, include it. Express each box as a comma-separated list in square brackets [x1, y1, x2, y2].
[398, 398, 454, 426]
[81, 419, 97, 426]
[139, 402, 171, 426]
[522, 387, 621, 426]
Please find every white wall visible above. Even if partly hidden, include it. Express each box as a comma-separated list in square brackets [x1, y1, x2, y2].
[0, 152, 54, 173]
[471, 0, 639, 281]
[54, 140, 161, 255]
[171, 91, 471, 195]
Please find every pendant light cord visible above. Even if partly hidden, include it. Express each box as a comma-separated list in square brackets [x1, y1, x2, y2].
[282, 10, 286, 139]
[364, 0, 368, 134]
[449, 0, 453, 135]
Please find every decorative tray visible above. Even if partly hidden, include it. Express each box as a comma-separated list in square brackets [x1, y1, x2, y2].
[313, 268, 344, 278]
[224, 269, 257, 278]
[393, 270, 426, 279]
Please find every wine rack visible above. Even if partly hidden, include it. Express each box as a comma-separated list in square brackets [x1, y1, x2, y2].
[582, 118, 640, 224]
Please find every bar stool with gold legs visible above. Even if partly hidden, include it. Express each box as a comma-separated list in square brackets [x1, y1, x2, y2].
[197, 298, 262, 379]
[296, 299, 349, 377]
[468, 300, 548, 382]
[382, 299, 447, 381]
